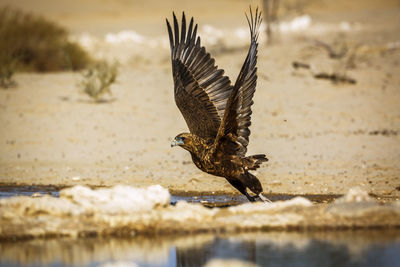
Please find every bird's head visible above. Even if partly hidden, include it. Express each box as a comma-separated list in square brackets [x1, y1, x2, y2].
[171, 133, 193, 150]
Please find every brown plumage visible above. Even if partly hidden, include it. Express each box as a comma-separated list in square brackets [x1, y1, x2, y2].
[167, 8, 269, 202]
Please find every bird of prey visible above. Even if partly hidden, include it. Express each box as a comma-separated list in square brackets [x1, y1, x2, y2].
[167, 8, 269, 202]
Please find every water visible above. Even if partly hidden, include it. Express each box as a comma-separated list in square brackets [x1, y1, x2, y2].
[0, 185, 60, 198]
[171, 193, 342, 207]
[0, 230, 399, 267]
[1, 186, 399, 267]
[0, 185, 341, 207]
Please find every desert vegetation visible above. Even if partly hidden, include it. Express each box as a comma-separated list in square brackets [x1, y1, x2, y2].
[0, 6, 91, 87]
[79, 60, 119, 103]
[0, 52, 17, 88]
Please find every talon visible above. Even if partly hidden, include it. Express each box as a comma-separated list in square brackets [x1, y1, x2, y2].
[258, 193, 272, 203]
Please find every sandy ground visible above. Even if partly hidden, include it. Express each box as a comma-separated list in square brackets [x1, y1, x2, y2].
[0, 0, 399, 197]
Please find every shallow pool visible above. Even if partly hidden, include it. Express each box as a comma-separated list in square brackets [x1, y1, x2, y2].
[1, 230, 399, 267]
[1, 186, 399, 267]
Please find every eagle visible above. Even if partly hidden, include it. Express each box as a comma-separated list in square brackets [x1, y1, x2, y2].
[166, 8, 269, 202]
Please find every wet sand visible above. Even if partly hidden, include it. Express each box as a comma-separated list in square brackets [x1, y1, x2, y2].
[0, 0, 399, 197]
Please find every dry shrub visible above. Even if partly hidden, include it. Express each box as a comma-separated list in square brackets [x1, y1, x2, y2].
[0, 6, 91, 73]
[79, 61, 119, 103]
[0, 52, 17, 88]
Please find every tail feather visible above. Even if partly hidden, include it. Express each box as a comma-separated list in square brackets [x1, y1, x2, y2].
[243, 154, 268, 170]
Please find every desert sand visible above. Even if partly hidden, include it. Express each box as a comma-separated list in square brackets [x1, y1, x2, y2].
[0, 0, 399, 197]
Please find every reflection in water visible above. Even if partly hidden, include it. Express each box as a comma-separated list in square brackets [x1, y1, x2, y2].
[1, 230, 399, 267]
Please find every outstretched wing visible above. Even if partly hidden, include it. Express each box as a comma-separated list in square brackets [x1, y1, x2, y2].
[214, 7, 262, 156]
[167, 12, 233, 140]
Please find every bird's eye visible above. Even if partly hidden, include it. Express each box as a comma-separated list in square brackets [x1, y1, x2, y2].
[180, 137, 186, 141]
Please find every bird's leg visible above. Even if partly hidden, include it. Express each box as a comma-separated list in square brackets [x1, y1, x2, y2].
[227, 178, 256, 202]
[245, 192, 257, 202]
[226, 178, 269, 203]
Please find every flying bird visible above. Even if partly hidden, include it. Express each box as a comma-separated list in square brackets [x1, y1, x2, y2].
[167, 8, 269, 202]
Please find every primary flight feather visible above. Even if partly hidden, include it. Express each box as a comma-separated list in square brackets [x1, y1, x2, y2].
[167, 8, 269, 202]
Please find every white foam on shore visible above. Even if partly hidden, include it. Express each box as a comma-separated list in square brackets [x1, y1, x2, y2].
[2, 186, 398, 240]
[60, 184, 170, 214]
